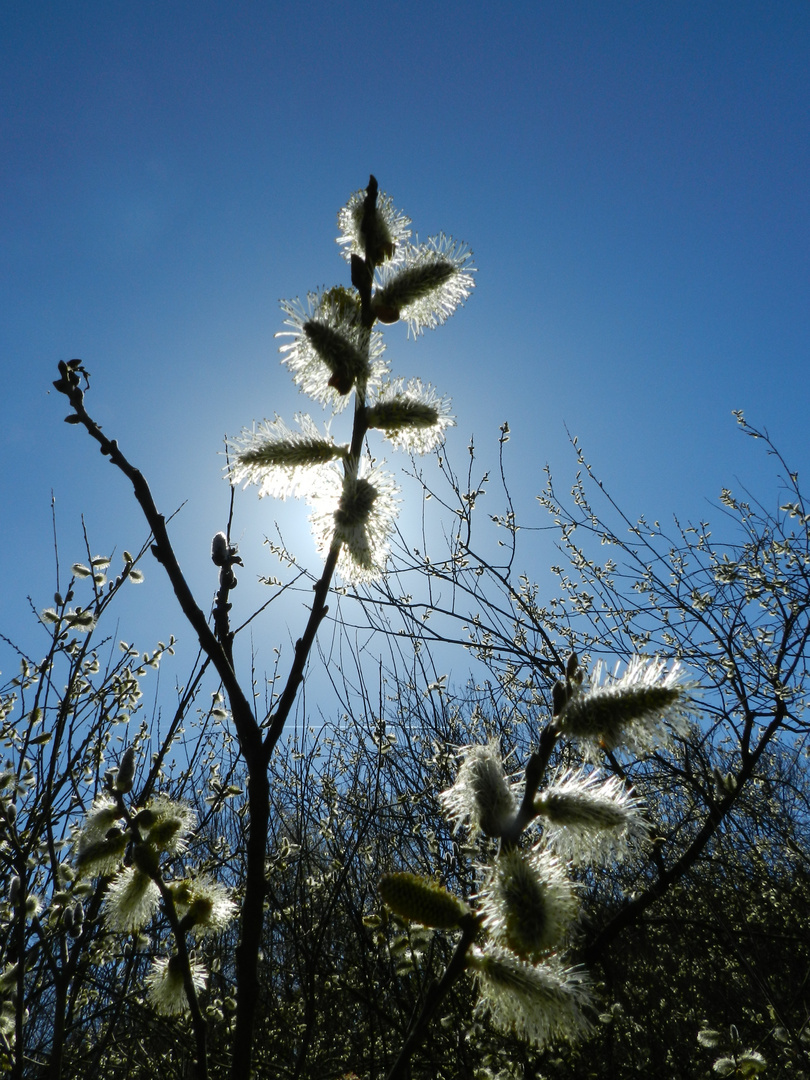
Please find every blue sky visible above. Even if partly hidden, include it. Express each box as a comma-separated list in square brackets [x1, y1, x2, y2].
[2, 2, 809, 693]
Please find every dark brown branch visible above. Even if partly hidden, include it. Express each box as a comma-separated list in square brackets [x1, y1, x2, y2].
[54, 361, 268, 1078]
[54, 362, 261, 761]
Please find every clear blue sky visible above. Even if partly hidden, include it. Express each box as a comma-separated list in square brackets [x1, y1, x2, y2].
[2, 2, 809, 689]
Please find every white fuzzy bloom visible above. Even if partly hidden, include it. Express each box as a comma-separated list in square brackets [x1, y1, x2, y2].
[366, 378, 455, 454]
[558, 657, 696, 763]
[145, 954, 207, 1016]
[372, 235, 475, 336]
[172, 874, 238, 937]
[307, 456, 400, 584]
[469, 945, 594, 1048]
[228, 414, 345, 500]
[103, 868, 160, 933]
[535, 768, 652, 864]
[276, 290, 387, 410]
[78, 796, 121, 846]
[24, 893, 42, 919]
[477, 847, 578, 960]
[40, 607, 96, 632]
[75, 831, 128, 878]
[140, 795, 197, 855]
[337, 188, 412, 263]
[439, 742, 517, 838]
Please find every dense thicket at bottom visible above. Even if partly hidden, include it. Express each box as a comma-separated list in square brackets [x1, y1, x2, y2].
[2, 413, 808, 1080]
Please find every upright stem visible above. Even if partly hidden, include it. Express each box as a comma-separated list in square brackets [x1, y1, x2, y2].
[385, 916, 480, 1080]
[152, 878, 209, 1080]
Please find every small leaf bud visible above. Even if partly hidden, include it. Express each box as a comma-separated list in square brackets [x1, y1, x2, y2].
[211, 532, 229, 567]
[133, 808, 157, 834]
[370, 299, 401, 325]
[115, 747, 137, 794]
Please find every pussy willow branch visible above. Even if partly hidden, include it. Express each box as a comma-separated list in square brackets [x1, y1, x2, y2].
[110, 785, 210, 1078]
[152, 875, 209, 1080]
[385, 721, 560, 1078]
[262, 177, 379, 753]
[501, 722, 561, 849]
